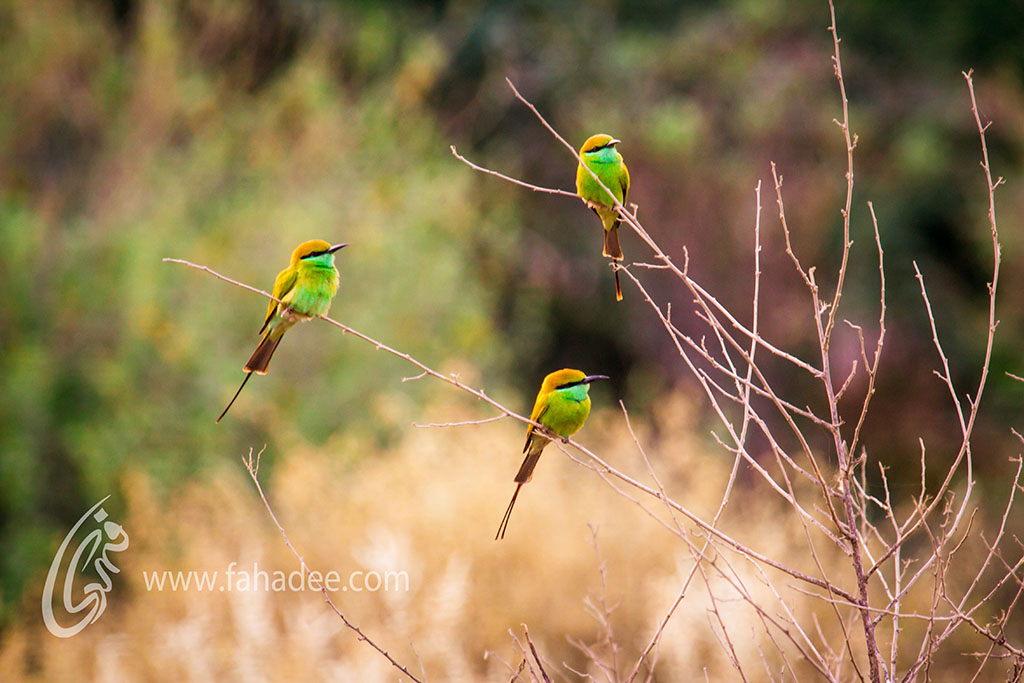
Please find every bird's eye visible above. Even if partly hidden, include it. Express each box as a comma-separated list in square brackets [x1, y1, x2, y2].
[302, 250, 325, 259]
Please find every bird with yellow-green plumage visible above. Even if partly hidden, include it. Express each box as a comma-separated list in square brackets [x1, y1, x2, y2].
[576, 133, 630, 301]
[217, 239, 347, 423]
[496, 368, 608, 540]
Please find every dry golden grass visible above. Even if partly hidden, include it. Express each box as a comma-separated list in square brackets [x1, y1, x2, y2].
[2, 391, 1006, 681]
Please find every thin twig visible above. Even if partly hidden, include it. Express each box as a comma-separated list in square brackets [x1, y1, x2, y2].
[240, 447, 424, 682]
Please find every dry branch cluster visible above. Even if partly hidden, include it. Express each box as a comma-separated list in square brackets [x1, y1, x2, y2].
[169, 5, 1022, 681]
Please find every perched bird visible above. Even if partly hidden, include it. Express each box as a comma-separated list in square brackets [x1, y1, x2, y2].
[217, 239, 347, 423]
[576, 133, 630, 301]
[496, 368, 609, 540]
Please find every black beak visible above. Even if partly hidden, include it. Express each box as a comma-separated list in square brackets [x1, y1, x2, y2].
[327, 243, 348, 254]
[582, 374, 610, 384]
[609, 139, 621, 146]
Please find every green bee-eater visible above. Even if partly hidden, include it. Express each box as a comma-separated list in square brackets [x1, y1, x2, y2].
[496, 368, 609, 539]
[216, 239, 347, 423]
[576, 133, 630, 301]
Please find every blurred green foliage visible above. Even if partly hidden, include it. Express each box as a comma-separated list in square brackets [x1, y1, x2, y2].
[0, 0, 513, 612]
[1, 0, 1023, 619]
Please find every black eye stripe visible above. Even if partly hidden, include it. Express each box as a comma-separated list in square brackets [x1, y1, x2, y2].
[556, 380, 584, 390]
[302, 250, 326, 259]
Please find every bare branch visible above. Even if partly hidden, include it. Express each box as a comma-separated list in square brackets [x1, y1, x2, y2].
[240, 448, 424, 682]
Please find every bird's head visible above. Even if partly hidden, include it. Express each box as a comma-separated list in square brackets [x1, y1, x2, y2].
[542, 368, 610, 396]
[290, 239, 348, 266]
[579, 134, 622, 162]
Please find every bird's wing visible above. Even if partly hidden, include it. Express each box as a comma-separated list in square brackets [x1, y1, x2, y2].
[620, 161, 630, 204]
[575, 157, 588, 197]
[259, 266, 298, 335]
[523, 395, 550, 453]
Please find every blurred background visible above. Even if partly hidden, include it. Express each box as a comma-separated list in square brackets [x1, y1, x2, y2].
[2, 0, 1023, 679]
